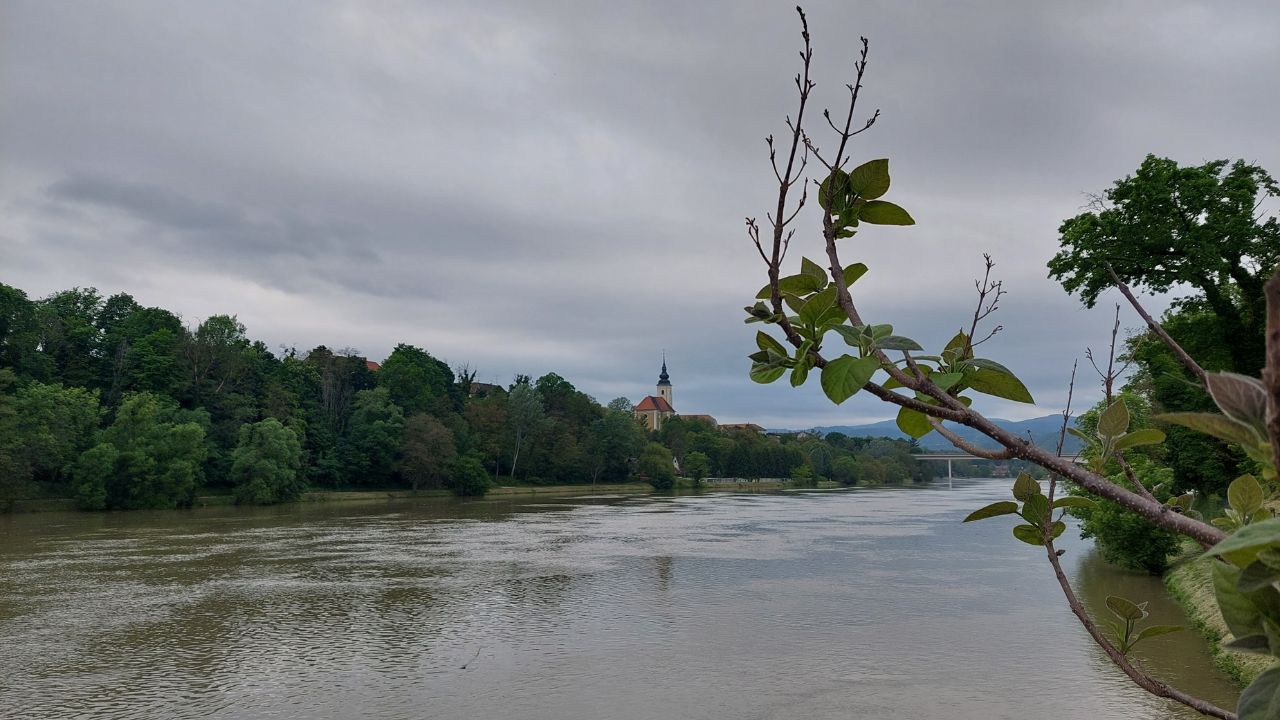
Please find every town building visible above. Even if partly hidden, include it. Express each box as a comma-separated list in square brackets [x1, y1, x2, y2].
[634, 358, 676, 431]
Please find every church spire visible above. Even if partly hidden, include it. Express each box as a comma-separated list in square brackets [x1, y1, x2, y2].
[657, 352, 670, 386]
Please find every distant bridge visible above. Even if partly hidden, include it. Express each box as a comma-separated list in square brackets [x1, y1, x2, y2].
[913, 452, 1082, 478]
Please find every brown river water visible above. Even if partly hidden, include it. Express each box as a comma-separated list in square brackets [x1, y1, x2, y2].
[0, 478, 1243, 719]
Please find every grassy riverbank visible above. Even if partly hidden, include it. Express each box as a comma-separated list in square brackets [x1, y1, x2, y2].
[1164, 545, 1272, 686]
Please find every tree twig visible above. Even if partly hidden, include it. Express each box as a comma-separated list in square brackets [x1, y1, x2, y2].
[1108, 265, 1207, 386]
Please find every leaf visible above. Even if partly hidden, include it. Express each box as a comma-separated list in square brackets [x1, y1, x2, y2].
[875, 335, 924, 352]
[846, 158, 891, 200]
[1205, 372, 1269, 441]
[1257, 548, 1280, 570]
[756, 331, 787, 355]
[1022, 494, 1050, 525]
[1113, 428, 1165, 452]
[858, 200, 915, 225]
[1012, 472, 1042, 502]
[842, 263, 869, 286]
[959, 358, 1015, 375]
[750, 363, 786, 384]
[798, 287, 838, 327]
[789, 363, 809, 388]
[1012, 524, 1043, 545]
[1155, 412, 1261, 447]
[800, 257, 829, 286]
[1097, 399, 1130, 439]
[965, 367, 1034, 404]
[1238, 559, 1280, 593]
[896, 406, 933, 439]
[1205, 518, 1280, 568]
[820, 355, 880, 405]
[1238, 664, 1280, 720]
[1067, 427, 1096, 445]
[869, 324, 893, 339]
[1224, 634, 1273, 654]
[1053, 496, 1097, 510]
[931, 372, 963, 391]
[1213, 561, 1266, 637]
[963, 501, 1019, 522]
[818, 169, 851, 212]
[1050, 520, 1066, 539]
[1105, 595, 1148, 622]
[1230, 474, 1266, 516]
[1133, 625, 1182, 642]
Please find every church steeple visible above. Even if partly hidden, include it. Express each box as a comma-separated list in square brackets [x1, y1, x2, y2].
[656, 353, 672, 406]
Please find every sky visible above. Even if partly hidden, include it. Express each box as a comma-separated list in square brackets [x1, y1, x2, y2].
[3, 1, 1278, 429]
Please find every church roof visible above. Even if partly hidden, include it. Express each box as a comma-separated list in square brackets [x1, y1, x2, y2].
[657, 357, 671, 386]
[635, 395, 674, 413]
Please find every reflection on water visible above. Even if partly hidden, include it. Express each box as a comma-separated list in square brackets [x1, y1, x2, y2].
[0, 480, 1240, 719]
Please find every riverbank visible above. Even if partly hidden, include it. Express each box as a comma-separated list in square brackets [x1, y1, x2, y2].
[1164, 544, 1271, 686]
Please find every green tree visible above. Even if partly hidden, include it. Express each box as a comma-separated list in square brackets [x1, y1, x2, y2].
[588, 408, 645, 483]
[378, 344, 456, 416]
[35, 287, 104, 389]
[1049, 155, 1278, 373]
[0, 370, 33, 510]
[14, 381, 101, 488]
[0, 283, 46, 379]
[399, 413, 457, 491]
[72, 392, 208, 510]
[447, 456, 491, 497]
[637, 442, 675, 490]
[684, 450, 711, 485]
[506, 382, 543, 480]
[338, 387, 404, 485]
[230, 418, 304, 505]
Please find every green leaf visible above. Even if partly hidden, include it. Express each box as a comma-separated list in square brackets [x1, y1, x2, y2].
[963, 501, 1019, 522]
[1238, 560, 1280, 593]
[818, 169, 851, 212]
[858, 200, 915, 225]
[1105, 595, 1148, 622]
[789, 362, 809, 388]
[1238, 664, 1280, 720]
[1012, 472, 1042, 502]
[959, 358, 1016, 375]
[1097, 399, 1130, 439]
[798, 287, 838, 327]
[756, 331, 787, 355]
[1229, 474, 1267, 516]
[1133, 624, 1182, 642]
[896, 406, 933, 439]
[1022, 494, 1050, 525]
[1113, 428, 1165, 452]
[1053, 496, 1097, 510]
[1012, 524, 1043, 545]
[829, 325, 867, 350]
[1050, 520, 1066, 539]
[1067, 427, 1096, 445]
[931, 372, 963, 392]
[800, 257, 829, 286]
[965, 367, 1034, 404]
[1257, 548, 1280, 570]
[1205, 372, 1269, 441]
[820, 355, 880, 405]
[846, 158, 891, 200]
[1205, 518, 1280, 568]
[1213, 561, 1266, 637]
[875, 335, 924, 352]
[1155, 412, 1261, 447]
[750, 363, 786, 384]
[841, 263, 868, 286]
[1224, 634, 1273, 654]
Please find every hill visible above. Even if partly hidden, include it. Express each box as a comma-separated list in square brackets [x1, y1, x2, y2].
[807, 414, 1082, 453]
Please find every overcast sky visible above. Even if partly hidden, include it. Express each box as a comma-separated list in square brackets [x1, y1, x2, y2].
[3, 1, 1278, 428]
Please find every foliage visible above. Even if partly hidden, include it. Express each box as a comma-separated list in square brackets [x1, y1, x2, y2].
[399, 414, 457, 491]
[338, 387, 405, 486]
[684, 451, 711, 485]
[1074, 458, 1180, 574]
[230, 418, 304, 505]
[378, 344, 457, 416]
[446, 456, 491, 497]
[637, 442, 676, 490]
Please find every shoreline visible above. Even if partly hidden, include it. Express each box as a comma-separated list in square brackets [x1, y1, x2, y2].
[1163, 544, 1271, 686]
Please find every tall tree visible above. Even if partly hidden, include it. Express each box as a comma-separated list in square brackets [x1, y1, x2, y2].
[230, 418, 304, 505]
[377, 344, 456, 416]
[399, 414, 456, 491]
[1049, 155, 1279, 373]
[338, 387, 404, 486]
[505, 382, 543, 479]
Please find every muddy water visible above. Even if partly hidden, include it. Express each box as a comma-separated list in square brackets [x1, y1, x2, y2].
[0, 479, 1241, 719]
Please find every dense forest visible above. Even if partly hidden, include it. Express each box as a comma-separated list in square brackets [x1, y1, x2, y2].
[0, 282, 931, 511]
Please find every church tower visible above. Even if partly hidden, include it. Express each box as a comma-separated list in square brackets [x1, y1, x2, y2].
[656, 355, 672, 407]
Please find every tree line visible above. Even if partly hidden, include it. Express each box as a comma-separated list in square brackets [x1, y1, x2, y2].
[0, 282, 929, 510]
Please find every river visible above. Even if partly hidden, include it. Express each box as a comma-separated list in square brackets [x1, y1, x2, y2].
[0, 478, 1242, 719]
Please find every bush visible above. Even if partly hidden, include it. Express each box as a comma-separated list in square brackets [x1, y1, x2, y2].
[1073, 457, 1179, 574]
[230, 419, 304, 505]
[447, 456, 492, 497]
[638, 442, 676, 490]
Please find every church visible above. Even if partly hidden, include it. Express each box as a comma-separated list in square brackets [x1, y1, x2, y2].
[633, 359, 676, 431]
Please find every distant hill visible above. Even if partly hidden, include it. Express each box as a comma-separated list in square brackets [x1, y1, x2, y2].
[806, 414, 1082, 453]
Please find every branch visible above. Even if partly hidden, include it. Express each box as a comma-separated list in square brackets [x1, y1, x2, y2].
[1042, 537, 1236, 720]
[1049, 360, 1079, 507]
[1108, 265, 1207, 386]
[928, 419, 1016, 459]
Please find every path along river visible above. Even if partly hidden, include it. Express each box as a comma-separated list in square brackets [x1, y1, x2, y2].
[0, 478, 1243, 719]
